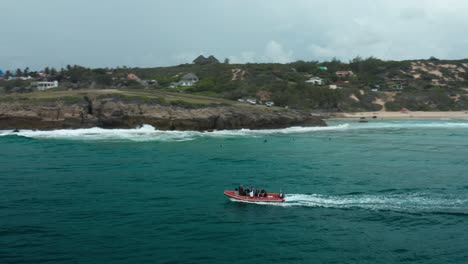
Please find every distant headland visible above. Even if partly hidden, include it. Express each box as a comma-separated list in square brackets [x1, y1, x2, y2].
[1, 56, 468, 130]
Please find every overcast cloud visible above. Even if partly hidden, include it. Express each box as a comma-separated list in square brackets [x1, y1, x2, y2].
[1, 0, 468, 70]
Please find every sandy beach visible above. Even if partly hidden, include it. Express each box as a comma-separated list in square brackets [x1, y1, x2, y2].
[336, 111, 468, 119]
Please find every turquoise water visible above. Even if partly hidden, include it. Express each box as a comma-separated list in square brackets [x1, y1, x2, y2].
[1, 119, 468, 263]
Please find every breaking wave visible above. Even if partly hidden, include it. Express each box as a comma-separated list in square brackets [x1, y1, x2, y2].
[346, 121, 468, 130]
[1, 120, 468, 142]
[0, 124, 349, 142]
[236, 193, 468, 214]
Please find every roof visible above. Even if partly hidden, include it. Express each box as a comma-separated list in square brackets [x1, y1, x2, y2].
[207, 55, 220, 63]
[193, 55, 207, 64]
[181, 73, 198, 80]
[193, 55, 219, 65]
[127, 73, 140, 80]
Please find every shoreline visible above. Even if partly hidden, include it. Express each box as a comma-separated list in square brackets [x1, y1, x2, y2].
[333, 111, 468, 119]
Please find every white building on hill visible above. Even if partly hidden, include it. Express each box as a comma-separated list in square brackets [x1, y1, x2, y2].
[35, 81, 59, 91]
[305, 77, 324, 85]
[179, 73, 199, 86]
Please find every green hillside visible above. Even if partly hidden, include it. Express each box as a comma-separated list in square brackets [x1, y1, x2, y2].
[2, 57, 468, 111]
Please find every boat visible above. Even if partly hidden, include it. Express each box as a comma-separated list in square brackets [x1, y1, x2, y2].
[224, 190, 285, 203]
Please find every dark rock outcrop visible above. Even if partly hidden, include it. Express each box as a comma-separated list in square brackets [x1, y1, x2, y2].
[0, 96, 326, 130]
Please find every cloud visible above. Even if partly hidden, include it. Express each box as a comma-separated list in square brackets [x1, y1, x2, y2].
[399, 7, 427, 20]
[229, 41, 293, 64]
[263, 41, 293, 63]
[308, 45, 336, 60]
[2, 0, 468, 69]
[229, 51, 256, 64]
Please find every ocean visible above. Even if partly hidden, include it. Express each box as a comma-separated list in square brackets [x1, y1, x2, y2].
[1, 119, 467, 263]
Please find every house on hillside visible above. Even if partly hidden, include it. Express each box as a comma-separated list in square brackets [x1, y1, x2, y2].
[305, 77, 324, 85]
[193, 55, 220, 65]
[127, 73, 141, 81]
[318, 66, 328, 71]
[336, 70, 354, 78]
[34, 81, 59, 91]
[180, 73, 199, 86]
[170, 73, 200, 88]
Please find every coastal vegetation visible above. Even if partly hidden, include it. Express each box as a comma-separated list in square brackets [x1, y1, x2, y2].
[2, 57, 468, 111]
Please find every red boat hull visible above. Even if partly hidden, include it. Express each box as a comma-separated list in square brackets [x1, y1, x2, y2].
[224, 190, 285, 203]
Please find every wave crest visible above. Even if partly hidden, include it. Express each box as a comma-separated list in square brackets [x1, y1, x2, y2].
[0, 124, 348, 142]
[2, 119, 468, 141]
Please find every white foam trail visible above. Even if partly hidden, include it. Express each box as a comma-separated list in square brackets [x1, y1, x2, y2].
[229, 193, 468, 213]
[263, 193, 468, 213]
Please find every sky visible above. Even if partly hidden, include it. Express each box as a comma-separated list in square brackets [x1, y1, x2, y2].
[1, 0, 468, 70]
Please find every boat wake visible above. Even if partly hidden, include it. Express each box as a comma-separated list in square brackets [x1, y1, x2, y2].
[235, 193, 468, 214]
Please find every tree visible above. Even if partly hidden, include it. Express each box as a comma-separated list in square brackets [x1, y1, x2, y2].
[44, 67, 50, 75]
[23, 67, 30, 76]
[15, 68, 23, 77]
[224, 58, 230, 64]
[96, 75, 113, 86]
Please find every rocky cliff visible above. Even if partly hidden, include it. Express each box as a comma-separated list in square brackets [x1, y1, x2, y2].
[0, 96, 326, 131]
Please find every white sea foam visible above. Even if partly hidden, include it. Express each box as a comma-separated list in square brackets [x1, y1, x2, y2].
[0, 124, 349, 141]
[242, 193, 468, 213]
[347, 121, 468, 130]
[1, 120, 468, 142]
[0, 125, 199, 142]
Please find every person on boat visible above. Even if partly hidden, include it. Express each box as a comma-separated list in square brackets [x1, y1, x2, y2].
[260, 189, 265, 197]
[249, 189, 254, 198]
[279, 192, 284, 199]
[239, 185, 244, 196]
